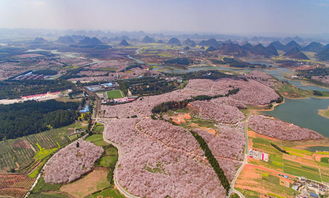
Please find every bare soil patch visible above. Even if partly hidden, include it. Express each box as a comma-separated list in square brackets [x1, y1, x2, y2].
[248, 130, 280, 142]
[236, 164, 295, 198]
[170, 113, 191, 124]
[60, 167, 109, 198]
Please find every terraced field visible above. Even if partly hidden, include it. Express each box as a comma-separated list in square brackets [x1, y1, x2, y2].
[249, 133, 329, 183]
[0, 122, 87, 198]
[236, 130, 329, 197]
[0, 122, 85, 173]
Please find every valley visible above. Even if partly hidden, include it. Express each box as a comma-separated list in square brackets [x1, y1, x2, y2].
[0, 34, 329, 198]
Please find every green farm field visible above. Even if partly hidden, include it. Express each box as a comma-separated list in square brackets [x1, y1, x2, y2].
[248, 132, 329, 183]
[107, 90, 125, 99]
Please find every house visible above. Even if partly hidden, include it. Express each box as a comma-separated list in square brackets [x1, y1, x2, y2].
[248, 149, 269, 162]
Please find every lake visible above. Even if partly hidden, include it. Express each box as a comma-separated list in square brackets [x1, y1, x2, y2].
[157, 65, 329, 137]
[263, 98, 329, 137]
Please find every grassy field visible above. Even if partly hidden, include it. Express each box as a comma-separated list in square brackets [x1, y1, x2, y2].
[107, 90, 124, 99]
[92, 123, 105, 134]
[96, 146, 118, 168]
[34, 143, 59, 161]
[236, 188, 260, 198]
[28, 159, 47, 178]
[276, 82, 329, 99]
[230, 193, 240, 198]
[283, 160, 321, 181]
[276, 83, 312, 98]
[251, 137, 284, 171]
[29, 177, 67, 198]
[258, 171, 297, 197]
[32, 178, 62, 194]
[321, 157, 329, 163]
[86, 132, 119, 184]
[85, 134, 108, 147]
[85, 127, 121, 195]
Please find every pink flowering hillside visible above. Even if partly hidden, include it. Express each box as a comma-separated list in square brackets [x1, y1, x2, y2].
[218, 78, 280, 106]
[102, 78, 280, 119]
[101, 79, 233, 119]
[99, 77, 282, 197]
[189, 101, 245, 124]
[193, 125, 245, 181]
[104, 118, 228, 198]
[245, 70, 278, 87]
[209, 97, 247, 109]
[43, 140, 104, 184]
[249, 115, 323, 141]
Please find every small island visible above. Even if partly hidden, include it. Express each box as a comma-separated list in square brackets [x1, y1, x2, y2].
[318, 106, 329, 119]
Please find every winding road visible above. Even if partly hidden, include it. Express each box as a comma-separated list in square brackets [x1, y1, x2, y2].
[100, 120, 141, 198]
[227, 113, 251, 198]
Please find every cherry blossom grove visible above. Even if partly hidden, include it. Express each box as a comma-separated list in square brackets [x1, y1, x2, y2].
[102, 78, 280, 119]
[43, 140, 104, 184]
[104, 118, 227, 198]
[249, 115, 323, 141]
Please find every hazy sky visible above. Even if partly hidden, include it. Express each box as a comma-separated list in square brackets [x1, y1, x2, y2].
[1, 0, 329, 35]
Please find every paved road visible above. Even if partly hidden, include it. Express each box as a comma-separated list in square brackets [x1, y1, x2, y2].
[24, 174, 41, 198]
[228, 113, 251, 198]
[231, 189, 246, 198]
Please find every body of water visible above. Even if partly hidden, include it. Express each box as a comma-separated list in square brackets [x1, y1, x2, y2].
[263, 67, 329, 92]
[264, 98, 329, 137]
[160, 65, 252, 74]
[160, 64, 329, 92]
[156, 65, 329, 137]
[307, 146, 329, 152]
